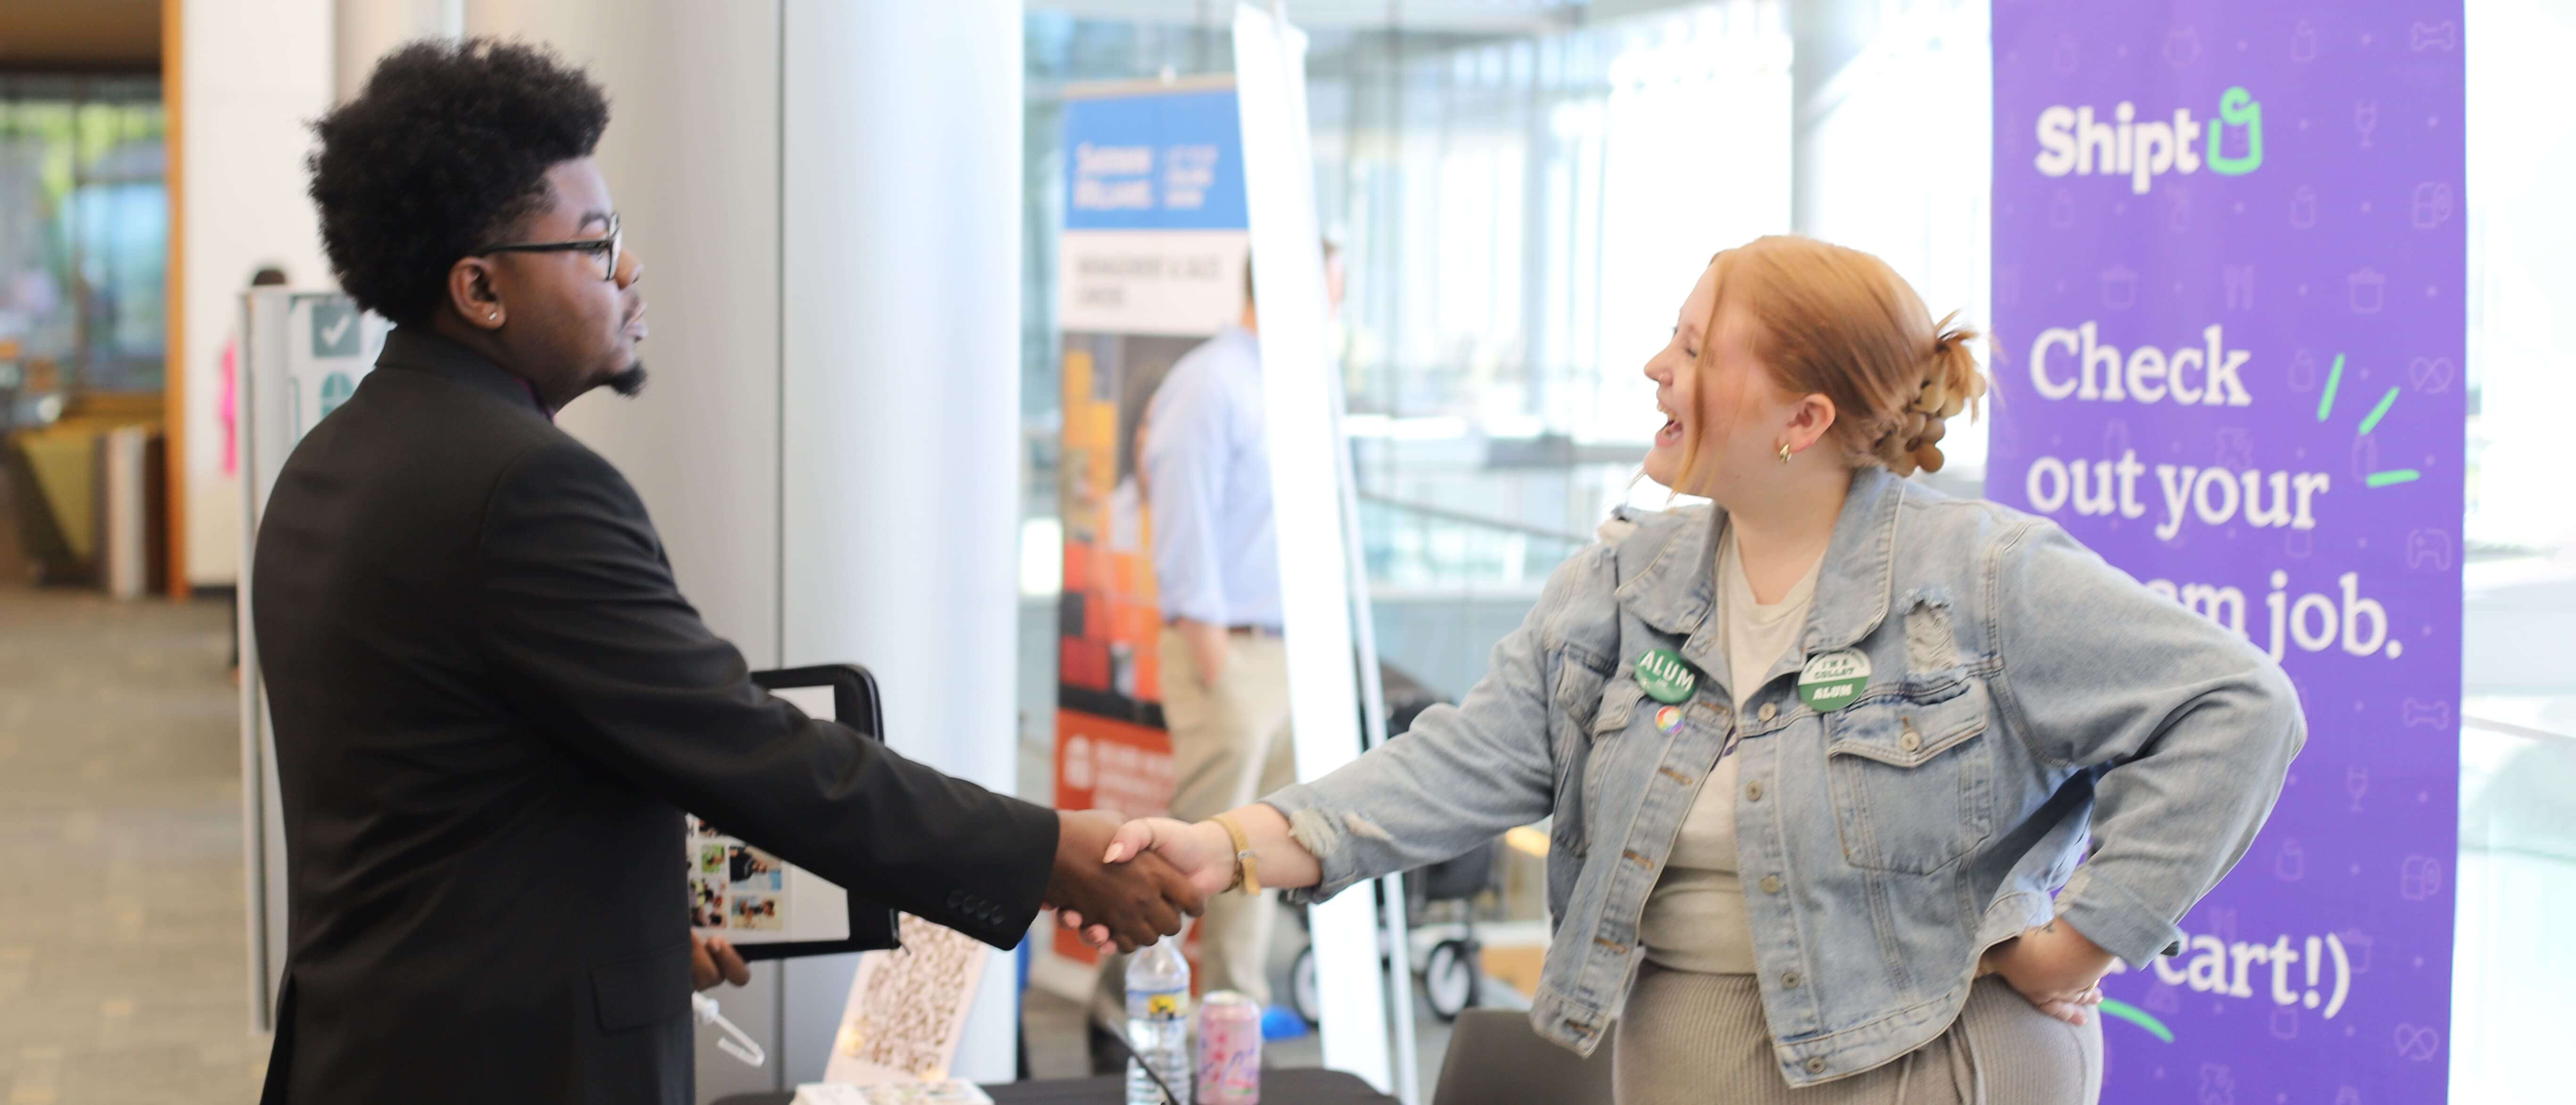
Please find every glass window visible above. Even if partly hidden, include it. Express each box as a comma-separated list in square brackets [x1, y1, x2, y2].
[1798, 0, 1991, 481]
[2452, 2, 2576, 1100]
[0, 75, 166, 408]
[1305, 3, 1792, 699]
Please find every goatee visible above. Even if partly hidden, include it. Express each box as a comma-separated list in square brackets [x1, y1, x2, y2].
[607, 363, 648, 398]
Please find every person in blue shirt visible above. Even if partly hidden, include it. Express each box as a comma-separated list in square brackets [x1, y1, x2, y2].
[1090, 241, 1344, 1040]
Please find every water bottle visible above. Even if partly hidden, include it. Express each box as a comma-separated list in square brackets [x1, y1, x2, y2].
[1125, 940, 1193, 1105]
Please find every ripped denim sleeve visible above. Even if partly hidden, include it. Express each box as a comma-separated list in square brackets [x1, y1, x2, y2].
[1256, 624, 1573, 903]
[1266, 801, 1402, 905]
[1255, 544, 1610, 903]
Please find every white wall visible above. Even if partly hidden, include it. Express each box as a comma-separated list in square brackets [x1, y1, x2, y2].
[466, 0, 785, 661]
[336, 0, 462, 102]
[180, 0, 336, 587]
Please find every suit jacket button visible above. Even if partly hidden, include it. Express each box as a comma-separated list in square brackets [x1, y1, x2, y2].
[948, 891, 964, 908]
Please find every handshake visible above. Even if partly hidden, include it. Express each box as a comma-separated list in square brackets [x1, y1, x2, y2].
[1042, 811, 1246, 952]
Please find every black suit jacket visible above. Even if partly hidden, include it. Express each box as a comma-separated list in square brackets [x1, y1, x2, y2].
[252, 328, 1057, 1104]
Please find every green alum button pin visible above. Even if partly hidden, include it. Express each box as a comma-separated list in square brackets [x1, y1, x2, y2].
[1797, 650, 1871, 709]
[1635, 649, 1698, 704]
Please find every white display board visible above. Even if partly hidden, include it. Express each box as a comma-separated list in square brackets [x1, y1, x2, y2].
[823, 915, 994, 1086]
[236, 289, 392, 1030]
[688, 684, 854, 946]
[1234, 3, 1414, 1097]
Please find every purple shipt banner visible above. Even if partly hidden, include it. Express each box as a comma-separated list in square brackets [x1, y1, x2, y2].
[1989, 3, 2463, 1103]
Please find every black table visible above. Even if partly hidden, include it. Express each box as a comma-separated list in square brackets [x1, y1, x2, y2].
[715, 1069, 1397, 1105]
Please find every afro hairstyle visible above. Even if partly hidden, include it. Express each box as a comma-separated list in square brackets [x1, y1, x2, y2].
[307, 38, 610, 329]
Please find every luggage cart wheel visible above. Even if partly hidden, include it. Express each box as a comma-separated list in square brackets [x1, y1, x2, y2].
[1423, 938, 1480, 1021]
[1289, 945, 1322, 1026]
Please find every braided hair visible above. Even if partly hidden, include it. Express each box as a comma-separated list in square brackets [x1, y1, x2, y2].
[1691, 236, 1987, 478]
[1866, 312, 1988, 476]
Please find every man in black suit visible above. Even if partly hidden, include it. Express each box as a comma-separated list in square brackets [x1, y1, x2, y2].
[254, 41, 1197, 1104]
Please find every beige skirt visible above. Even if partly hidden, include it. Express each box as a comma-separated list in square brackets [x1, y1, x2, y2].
[1613, 964, 2102, 1105]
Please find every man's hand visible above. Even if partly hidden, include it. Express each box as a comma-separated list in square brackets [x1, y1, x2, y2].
[1978, 918, 2116, 1025]
[1045, 810, 1206, 953]
[692, 935, 750, 991]
[1172, 618, 1230, 689]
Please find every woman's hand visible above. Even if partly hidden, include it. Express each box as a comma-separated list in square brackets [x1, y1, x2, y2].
[1978, 919, 2116, 1025]
[1104, 817, 1240, 897]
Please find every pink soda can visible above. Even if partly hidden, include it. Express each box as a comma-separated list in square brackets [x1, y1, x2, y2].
[1197, 990, 1261, 1104]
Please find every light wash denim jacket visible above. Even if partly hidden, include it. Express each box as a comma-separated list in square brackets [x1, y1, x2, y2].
[1263, 467, 2305, 1087]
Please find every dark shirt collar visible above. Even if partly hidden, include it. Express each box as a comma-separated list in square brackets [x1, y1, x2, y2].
[373, 326, 557, 422]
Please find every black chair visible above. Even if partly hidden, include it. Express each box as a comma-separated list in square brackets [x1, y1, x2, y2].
[1430, 1008, 1617, 1105]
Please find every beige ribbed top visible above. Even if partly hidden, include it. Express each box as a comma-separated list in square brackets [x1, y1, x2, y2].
[1638, 524, 1819, 974]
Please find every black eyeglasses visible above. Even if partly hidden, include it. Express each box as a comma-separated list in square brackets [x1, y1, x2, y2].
[479, 215, 622, 281]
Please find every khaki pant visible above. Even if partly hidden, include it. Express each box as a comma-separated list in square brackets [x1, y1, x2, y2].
[1616, 966, 2103, 1104]
[1094, 628, 1298, 1022]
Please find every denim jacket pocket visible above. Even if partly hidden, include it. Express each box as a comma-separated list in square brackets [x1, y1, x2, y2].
[1823, 678, 1996, 874]
[1580, 675, 1651, 840]
[1550, 654, 1614, 858]
[1588, 676, 1643, 736]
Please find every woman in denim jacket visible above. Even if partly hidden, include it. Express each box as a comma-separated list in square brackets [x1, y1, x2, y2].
[1082, 236, 2304, 1103]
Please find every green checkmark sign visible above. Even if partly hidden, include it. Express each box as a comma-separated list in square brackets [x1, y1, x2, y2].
[2098, 998, 2173, 1043]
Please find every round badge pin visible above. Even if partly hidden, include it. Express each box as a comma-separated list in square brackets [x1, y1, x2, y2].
[1635, 649, 1698, 704]
[1797, 650, 1871, 709]
[1655, 704, 1684, 735]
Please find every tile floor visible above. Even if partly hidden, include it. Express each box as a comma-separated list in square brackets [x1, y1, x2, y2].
[0, 583, 272, 1104]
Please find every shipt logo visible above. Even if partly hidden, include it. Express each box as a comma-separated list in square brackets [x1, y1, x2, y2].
[2033, 86, 2263, 193]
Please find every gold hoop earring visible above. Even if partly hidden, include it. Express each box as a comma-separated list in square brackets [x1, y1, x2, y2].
[1778, 442, 1793, 465]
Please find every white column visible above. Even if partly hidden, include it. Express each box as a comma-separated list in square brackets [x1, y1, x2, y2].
[778, 0, 1027, 1084]
[335, 0, 463, 101]
[179, 0, 335, 591]
[186, 0, 340, 1033]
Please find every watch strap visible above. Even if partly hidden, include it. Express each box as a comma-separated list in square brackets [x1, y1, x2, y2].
[1211, 813, 1259, 896]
